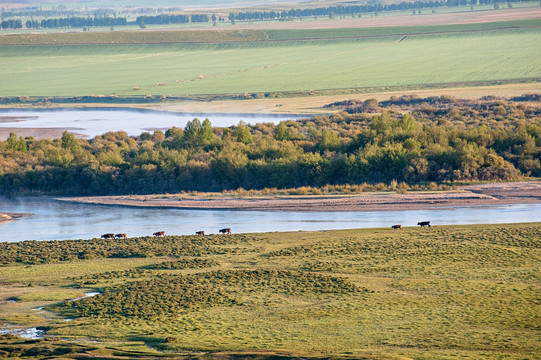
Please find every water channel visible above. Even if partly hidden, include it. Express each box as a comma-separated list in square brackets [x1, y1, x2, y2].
[1, 197, 539, 242]
[0, 108, 302, 138]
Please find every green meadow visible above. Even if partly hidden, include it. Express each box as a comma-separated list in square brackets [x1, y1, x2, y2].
[0, 23, 539, 98]
[0, 223, 539, 359]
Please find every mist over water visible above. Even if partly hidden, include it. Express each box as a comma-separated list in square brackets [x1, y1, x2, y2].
[0, 109, 301, 138]
[0, 197, 539, 242]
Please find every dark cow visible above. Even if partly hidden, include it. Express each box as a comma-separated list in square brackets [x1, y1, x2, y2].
[115, 233, 127, 238]
[417, 221, 431, 228]
[195, 231, 205, 235]
[219, 228, 231, 234]
[101, 233, 114, 239]
[391, 225, 402, 230]
[153, 231, 165, 237]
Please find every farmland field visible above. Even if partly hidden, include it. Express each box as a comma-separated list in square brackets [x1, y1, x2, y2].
[0, 22, 539, 99]
[0, 223, 540, 359]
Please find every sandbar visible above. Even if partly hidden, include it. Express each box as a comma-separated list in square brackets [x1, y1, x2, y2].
[0, 213, 32, 224]
[57, 181, 541, 212]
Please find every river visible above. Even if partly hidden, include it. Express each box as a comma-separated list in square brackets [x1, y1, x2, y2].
[0, 108, 301, 138]
[0, 197, 539, 242]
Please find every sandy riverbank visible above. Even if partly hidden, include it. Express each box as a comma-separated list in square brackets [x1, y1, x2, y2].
[0, 213, 32, 224]
[57, 181, 541, 212]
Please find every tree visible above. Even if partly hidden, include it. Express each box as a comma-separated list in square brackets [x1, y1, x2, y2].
[274, 122, 291, 141]
[61, 131, 79, 151]
[317, 130, 341, 152]
[234, 123, 253, 144]
[7, 132, 27, 152]
[184, 118, 202, 147]
[201, 118, 214, 143]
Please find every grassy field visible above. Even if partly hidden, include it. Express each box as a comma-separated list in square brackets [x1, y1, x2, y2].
[0, 22, 539, 99]
[0, 223, 539, 359]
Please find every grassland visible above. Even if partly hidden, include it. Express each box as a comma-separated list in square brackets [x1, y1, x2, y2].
[0, 223, 539, 359]
[0, 21, 539, 102]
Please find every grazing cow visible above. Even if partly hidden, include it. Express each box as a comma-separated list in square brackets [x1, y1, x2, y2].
[195, 231, 205, 235]
[391, 225, 402, 230]
[101, 233, 114, 239]
[417, 221, 431, 228]
[115, 233, 127, 239]
[219, 228, 231, 234]
[153, 231, 165, 237]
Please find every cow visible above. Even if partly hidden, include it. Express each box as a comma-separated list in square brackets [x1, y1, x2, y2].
[195, 231, 205, 235]
[417, 221, 431, 228]
[391, 225, 402, 230]
[153, 231, 165, 237]
[219, 228, 231, 234]
[115, 233, 127, 239]
[101, 233, 114, 239]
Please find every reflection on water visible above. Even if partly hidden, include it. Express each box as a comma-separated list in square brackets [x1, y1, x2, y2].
[0, 109, 301, 138]
[0, 197, 539, 242]
[0, 327, 45, 339]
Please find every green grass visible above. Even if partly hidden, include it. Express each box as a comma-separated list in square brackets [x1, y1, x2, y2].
[0, 23, 539, 98]
[0, 223, 539, 359]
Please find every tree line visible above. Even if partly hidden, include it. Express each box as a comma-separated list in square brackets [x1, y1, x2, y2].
[1, 19, 22, 29]
[2, 0, 537, 30]
[25, 16, 127, 29]
[227, 0, 537, 21]
[135, 14, 210, 26]
[0, 95, 539, 196]
[21, 14, 213, 30]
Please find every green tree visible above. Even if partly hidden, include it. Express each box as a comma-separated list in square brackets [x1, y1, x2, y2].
[201, 118, 215, 143]
[317, 130, 341, 152]
[7, 132, 27, 152]
[61, 131, 79, 151]
[234, 123, 253, 144]
[184, 118, 203, 148]
[274, 122, 291, 141]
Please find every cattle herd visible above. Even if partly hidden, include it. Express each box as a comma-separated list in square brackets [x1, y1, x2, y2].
[100, 222, 431, 239]
[100, 228, 232, 239]
[100, 233, 126, 239]
[392, 221, 432, 230]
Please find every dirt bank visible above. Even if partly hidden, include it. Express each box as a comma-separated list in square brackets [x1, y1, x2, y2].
[57, 181, 541, 212]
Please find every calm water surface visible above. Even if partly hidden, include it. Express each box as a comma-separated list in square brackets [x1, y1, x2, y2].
[0, 109, 301, 137]
[0, 197, 539, 242]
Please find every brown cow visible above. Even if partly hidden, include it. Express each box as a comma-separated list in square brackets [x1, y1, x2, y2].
[115, 233, 127, 238]
[219, 228, 231, 234]
[195, 231, 205, 235]
[101, 233, 114, 239]
[153, 231, 165, 237]
[391, 225, 402, 230]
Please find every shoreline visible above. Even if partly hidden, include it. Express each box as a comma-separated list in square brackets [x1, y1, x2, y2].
[56, 181, 541, 212]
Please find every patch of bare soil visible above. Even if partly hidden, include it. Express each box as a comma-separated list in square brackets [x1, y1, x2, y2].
[57, 181, 541, 212]
[0, 128, 86, 140]
[0, 212, 32, 224]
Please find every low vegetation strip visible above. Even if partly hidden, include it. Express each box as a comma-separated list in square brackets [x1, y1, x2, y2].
[58, 269, 363, 318]
[0, 29, 269, 46]
[1, 20, 539, 46]
[0, 234, 254, 265]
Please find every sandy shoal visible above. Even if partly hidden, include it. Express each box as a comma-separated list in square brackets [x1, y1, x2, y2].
[57, 181, 541, 212]
[0, 212, 32, 224]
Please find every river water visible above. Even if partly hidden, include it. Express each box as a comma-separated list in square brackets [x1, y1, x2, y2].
[0, 109, 301, 138]
[0, 197, 539, 242]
